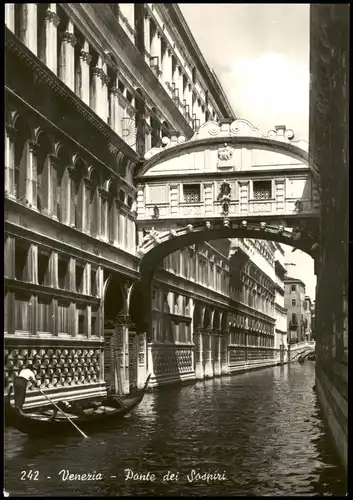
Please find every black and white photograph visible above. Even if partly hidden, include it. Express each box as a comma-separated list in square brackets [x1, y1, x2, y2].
[4, 3, 348, 497]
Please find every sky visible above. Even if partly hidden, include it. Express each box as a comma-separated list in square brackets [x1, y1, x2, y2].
[180, 3, 316, 299]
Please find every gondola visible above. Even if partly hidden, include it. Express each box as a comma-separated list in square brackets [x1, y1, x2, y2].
[5, 374, 151, 437]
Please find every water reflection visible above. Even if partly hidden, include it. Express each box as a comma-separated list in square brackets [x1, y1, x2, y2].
[4, 363, 346, 496]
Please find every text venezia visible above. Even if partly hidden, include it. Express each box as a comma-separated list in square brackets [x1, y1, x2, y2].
[57, 469, 227, 483]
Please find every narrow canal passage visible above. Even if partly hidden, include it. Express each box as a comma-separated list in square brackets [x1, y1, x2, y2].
[5, 363, 346, 497]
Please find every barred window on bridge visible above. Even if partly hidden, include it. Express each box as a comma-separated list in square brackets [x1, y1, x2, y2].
[253, 180, 272, 200]
[183, 184, 201, 204]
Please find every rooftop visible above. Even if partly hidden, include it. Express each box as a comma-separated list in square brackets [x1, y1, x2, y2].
[284, 276, 306, 288]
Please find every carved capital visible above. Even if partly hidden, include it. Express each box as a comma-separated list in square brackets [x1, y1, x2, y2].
[61, 31, 77, 47]
[98, 187, 109, 200]
[80, 50, 92, 64]
[6, 124, 17, 140]
[45, 9, 60, 27]
[67, 166, 77, 179]
[115, 314, 131, 327]
[49, 154, 60, 168]
[28, 141, 39, 154]
[92, 66, 103, 78]
[83, 177, 93, 189]
[101, 71, 110, 85]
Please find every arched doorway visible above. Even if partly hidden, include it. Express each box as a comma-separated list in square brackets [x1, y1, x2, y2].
[103, 274, 125, 394]
[203, 308, 212, 377]
[128, 283, 148, 389]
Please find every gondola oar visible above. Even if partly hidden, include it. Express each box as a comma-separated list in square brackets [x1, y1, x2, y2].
[37, 387, 89, 439]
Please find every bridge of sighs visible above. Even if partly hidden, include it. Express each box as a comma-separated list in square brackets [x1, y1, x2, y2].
[132, 119, 321, 341]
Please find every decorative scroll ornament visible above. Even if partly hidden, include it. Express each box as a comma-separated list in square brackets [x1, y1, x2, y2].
[122, 118, 137, 147]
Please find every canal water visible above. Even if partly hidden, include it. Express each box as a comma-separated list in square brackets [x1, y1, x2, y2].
[4, 363, 346, 497]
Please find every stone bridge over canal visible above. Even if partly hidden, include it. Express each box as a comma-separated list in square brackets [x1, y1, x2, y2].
[289, 341, 316, 362]
[133, 119, 321, 337]
[135, 119, 320, 280]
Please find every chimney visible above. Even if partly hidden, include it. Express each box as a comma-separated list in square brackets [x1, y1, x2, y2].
[220, 118, 231, 134]
[275, 125, 286, 137]
[169, 129, 180, 144]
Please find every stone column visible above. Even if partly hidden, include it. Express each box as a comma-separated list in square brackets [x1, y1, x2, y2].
[90, 58, 102, 117]
[78, 40, 91, 106]
[204, 332, 213, 377]
[144, 113, 152, 151]
[44, 4, 60, 74]
[5, 126, 16, 198]
[144, 12, 151, 64]
[89, 182, 101, 238]
[176, 67, 184, 103]
[82, 178, 90, 234]
[27, 141, 39, 208]
[221, 330, 229, 374]
[117, 94, 126, 137]
[4, 236, 16, 334]
[107, 199, 118, 245]
[4, 236, 15, 279]
[99, 188, 109, 242]
[59, 21, 76, 91]
[147, 342, 154, 383]
[21, 4, 37, 55]
[115, 315, 130, 395]
[118, 209, 126, 248]
[214, 332, 222, 376]
[68, 166, 78, 228]
[5, 4, 15, 32]
[195, 330, 204, 379]
[100, 61, 110, 123]
[113, 87, 122, 135]
[161, 41, 171, 87]
[186, 83, 193, 118]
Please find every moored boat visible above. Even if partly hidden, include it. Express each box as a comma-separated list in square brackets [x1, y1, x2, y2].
[5, 375, 151, 437]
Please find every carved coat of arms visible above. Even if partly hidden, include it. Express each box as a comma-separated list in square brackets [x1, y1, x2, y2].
[217, 143, 233, 168]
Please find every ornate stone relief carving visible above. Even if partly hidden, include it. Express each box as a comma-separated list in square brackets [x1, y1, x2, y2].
[4, 345, 101, 392]
[218, 143, 233, 161]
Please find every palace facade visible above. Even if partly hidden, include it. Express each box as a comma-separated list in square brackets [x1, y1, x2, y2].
[5, 3, 285, 406]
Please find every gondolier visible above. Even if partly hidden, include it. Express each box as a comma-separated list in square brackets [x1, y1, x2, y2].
[12, 361, 38, 414]
[18, 361, 37, 384]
